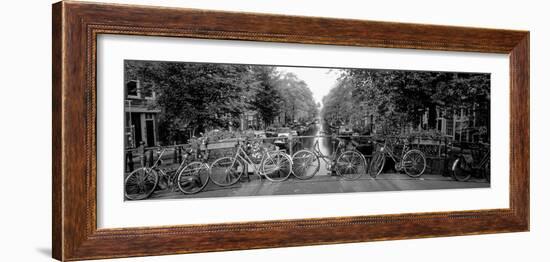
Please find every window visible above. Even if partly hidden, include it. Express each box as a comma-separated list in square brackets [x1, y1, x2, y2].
[446, 120, 454, 137]
[126, 80, 138, 97]
[125, 112, 131, 126]
[142, 83, 154, 99]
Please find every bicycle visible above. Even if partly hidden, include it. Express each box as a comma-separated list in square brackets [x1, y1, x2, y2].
[176, 140, 211, 195]
[368, 137, 427, 178]
[451, 142, 490, 182]
[291, 133, 367, 180]
[124, 148, 168, 200]
[209, 138, 293, 185]
[124, 147, 209, 200]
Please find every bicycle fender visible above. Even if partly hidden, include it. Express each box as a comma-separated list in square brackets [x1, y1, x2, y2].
[451, 158, 460, 171]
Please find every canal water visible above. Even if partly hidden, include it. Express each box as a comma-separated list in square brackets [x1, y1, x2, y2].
[296, 122, 336, 176]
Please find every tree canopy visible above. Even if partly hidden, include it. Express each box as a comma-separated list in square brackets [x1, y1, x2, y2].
[124, 61, 318, 144]
[275, 72, 319, 124]
[322, 69, 490, 136]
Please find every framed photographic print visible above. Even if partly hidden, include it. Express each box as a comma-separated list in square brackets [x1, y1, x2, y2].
[52, 1, 529, 261]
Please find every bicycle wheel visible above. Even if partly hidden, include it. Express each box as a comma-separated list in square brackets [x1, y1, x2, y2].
[368, 152, 386, 178]
[262, 152, 292, 182]
[292, 150, 320, 180]
[124, 167, 158, 200]
[209, 157, 244, 186]
[177, 162, 210, 194]
[335, 150, 366, 180]
[451, 157, 472, 182]
[402, 149, 426, 178]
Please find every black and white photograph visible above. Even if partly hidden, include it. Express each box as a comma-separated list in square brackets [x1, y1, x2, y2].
[3, 0, 543, 261]
[123, 60, 491, 201]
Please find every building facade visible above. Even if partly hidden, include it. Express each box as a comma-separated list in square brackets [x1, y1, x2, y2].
[124, 80, 161, 148]
[240, 110, 261, 131]
[358, 105, 489, 142]
[434, 107, 489, 143]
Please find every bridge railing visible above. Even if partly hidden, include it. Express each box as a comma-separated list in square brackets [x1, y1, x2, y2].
[124, 134, 455, 175]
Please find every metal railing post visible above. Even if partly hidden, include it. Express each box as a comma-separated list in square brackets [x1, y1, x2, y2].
[125, 151, 134, 172]
[173, 145, 179, 164]
[147, 150, 154, 167]
[288, 135, 294, 156]
[443, 137, 448, 176]
[138, 143, 146, 168]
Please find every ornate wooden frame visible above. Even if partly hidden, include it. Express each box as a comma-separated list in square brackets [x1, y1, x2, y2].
[52, 1, 529, 261]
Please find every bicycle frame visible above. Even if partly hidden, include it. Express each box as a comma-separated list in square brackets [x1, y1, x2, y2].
[148, 149, 166, 169]
[451, 143, 490, 182]
[477, 150, 490, 169]
[151, 148, 194, 189]
[459, 146, 490, 170]
[311, 137, 344, 165]
[229, 142, 279, 177]
[377, 139, 410, 165]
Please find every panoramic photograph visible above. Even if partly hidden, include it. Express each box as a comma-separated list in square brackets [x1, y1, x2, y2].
[123, 60, 491, 201]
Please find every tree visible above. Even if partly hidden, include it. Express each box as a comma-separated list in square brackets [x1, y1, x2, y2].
[249, 66, 282, 126]
[125, 60, 343, 145]
[323, 68, 490, 136]
[275, 72, 318, 125]
[125, 61, 254, 143]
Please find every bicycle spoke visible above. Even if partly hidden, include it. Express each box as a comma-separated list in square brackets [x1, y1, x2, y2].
[292, 151, 319, 179]
[276, 154, 282, 166]
[403, 151, 425, 177]
[305, 155, 316, 167]
[334, 152, 363, 180]
[126, 174, 138, 185]
[125, 168, 158, 200]
[349, 155, 361, 166]
[210, 157, 243, 186]
[264, 153, 291, 182]
[178, 163, 207, 194]
[295, 165, 306, 174]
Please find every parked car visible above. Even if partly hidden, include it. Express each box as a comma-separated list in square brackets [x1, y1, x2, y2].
[273, 127, 297, 150]
[265, 131, 278, 138]
[338, 125, 353, 135]
[253, 130, 266, 139]
[276, 127, 291, 137]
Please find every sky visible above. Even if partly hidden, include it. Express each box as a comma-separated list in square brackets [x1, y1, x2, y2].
[276, 66, 342, 107]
